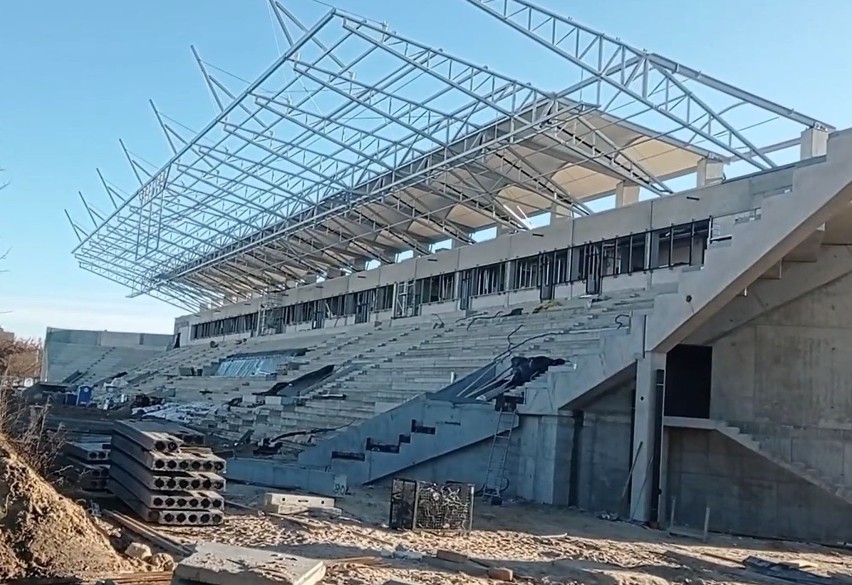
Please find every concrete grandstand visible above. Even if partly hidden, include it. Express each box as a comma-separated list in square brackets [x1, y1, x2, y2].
[42, 328, 172, 386]
[62, 0, 852, 543]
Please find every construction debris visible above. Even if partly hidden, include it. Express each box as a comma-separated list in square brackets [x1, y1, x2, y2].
[262, 491, 335, 515]
[58, 436, 113, 491]
[174, 542, 326, 585]
[108, 420, 226, 526]
[123, 542, 152, 561]
[103, 510, 192, 558]
[742, 556, 850, 585]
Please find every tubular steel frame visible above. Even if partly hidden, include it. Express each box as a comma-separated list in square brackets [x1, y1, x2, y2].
[68, 1, 832, 311]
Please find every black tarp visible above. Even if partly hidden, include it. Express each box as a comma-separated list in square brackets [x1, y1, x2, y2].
[254, 364, 335, 397]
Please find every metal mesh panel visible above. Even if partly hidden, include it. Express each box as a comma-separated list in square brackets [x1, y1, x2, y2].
[389, 478, 418, 531]
[389, 478, 473, 532]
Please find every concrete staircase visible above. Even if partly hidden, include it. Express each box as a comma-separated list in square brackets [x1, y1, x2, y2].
[665, 417, 852, 507]
[297, 396, 513, 485]
[531, 137, 852, 414]
[293, 295, 657, 485]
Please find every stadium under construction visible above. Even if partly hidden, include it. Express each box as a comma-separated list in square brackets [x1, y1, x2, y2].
[61, 0, 852, 542]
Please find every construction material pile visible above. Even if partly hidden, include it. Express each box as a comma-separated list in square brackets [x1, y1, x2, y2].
[0, 435, 128, 581]
[108, 420, 227, 526]
[58, 434, 112, 491]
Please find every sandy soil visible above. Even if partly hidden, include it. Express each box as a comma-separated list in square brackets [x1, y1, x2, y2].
[158, 484, 852, 585]
[0, 436, 132, 581]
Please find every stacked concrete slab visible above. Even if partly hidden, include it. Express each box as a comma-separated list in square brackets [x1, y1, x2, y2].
[108, 420, 226, 526]
[58, 435, 112, 491]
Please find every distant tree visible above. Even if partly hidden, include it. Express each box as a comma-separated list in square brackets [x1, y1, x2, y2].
[0, 338, 42, 388]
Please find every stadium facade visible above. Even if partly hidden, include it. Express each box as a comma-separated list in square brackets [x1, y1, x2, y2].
[68, 1, 852, 541]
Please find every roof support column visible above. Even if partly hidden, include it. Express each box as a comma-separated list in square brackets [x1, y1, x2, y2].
[497, 224, 516, 237]
[696, 158, 725, 188]
[630, 351, 666, 523]
[550, 200, 569, 222]
[800, 127, 829, 160]
[615, 182, 640, 208]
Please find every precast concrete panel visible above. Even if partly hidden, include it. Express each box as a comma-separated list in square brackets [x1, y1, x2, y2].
[378, 260, 416, 286]
[507, 222, 572, 258]
[573, 202, 652, 244]
[413, 249, 460, 279]
[458, 235, 511, 269]
[347, 267, 380, 293]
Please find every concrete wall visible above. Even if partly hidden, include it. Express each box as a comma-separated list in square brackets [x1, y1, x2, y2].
[44, 328, 172, 349]
[513, 414, 574, 505]
[507, 383, 634, 511]
[179, 166, 788, 342]
[666, 267, 852, 541]
[666, 429, 852, 542]
[394, 439, 493, 488]
[574, 384, 634, 513]
[42, 328, 172, 383]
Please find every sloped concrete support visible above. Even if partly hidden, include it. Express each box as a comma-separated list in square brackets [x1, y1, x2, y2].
[647, 130, 852, 354]
[298, 396, 510, 485]
[686, 245, 852, 345]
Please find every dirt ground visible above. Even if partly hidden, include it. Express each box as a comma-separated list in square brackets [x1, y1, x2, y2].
[0, 436, 132, 581]
[158, 484, 852, 585]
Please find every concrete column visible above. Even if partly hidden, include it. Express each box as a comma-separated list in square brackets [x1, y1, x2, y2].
[630, 351, 666, 522]
[325, 268, 344, 279]
[550, 200, 569, 222]
[800, 128, 829, 160]
[696, 158, 724, 187]
[615, 182, 640, 207]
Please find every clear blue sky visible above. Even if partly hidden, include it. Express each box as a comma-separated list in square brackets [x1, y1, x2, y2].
[0, 0, 849, 339]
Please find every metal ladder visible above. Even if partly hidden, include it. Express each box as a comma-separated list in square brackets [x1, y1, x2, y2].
[481, 407, 517, 503]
